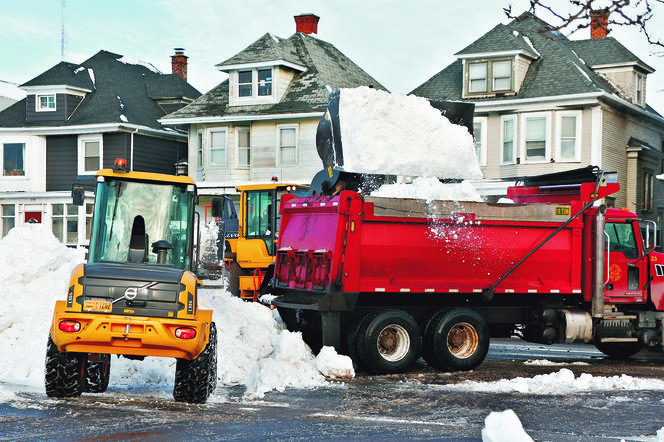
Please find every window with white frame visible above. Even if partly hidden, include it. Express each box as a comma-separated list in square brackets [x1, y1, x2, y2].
[85, 203, 93, 243]
[1, 204, 15, 238]
[196, 129, 203, 167]
[469, 63, 487, 93]
[521, 113, 550, 162]
[238, 70, 253, 97]
[500, 115, 516, 164]
[2, 143, 25, 176]
[52, 203, 78, 245]
[257, 69, 272, 96]
[209, 129, 228, 166]
[492, 60, 512, 91]
[473, 117, 487, 166]
[37, 94, 56, 111]
[277, 124, 298, 165]
[556, 111, 582, 162]
[236, 127, 250, 168]
[78, 135, 103, 175]
[236, 68, 273, 99]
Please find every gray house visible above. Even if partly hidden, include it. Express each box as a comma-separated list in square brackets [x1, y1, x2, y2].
[0, 50, 200, 245]
[161, 14, 386, 214]
[412, 11, 664, 231]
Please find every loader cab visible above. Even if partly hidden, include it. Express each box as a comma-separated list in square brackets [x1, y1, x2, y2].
[236, 183, 309, 262]
[86, 168, 197, 271]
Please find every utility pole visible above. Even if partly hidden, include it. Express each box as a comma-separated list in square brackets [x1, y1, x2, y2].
[61, 0, 68, 60]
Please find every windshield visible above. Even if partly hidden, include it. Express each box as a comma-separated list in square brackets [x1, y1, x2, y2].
[88, 178, 195, 270]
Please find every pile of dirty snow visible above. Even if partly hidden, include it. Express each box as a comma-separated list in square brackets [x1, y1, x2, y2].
[337, 87, 482, 180]
[0, 225, 353, 400]
[439, 368, 664, 395]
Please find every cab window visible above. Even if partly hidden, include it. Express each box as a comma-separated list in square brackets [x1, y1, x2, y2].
[606, 222, 639, 259]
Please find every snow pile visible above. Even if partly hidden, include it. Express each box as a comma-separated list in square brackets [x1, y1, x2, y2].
[200, 288, 353, 398]
[0, 226, 352, 400]
[482, 409, 533, 442]
[337, 87, 482, 179]
[523, 359, 589, 366]
[372, 177, 483, 202]
[440, 368, 664, 395]
[0, 225, 86, 387]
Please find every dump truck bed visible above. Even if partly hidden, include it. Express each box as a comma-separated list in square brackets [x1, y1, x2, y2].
[273, 191, 592, 300]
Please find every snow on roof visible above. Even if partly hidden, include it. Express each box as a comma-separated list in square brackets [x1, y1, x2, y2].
[0, 80, 26, 100]
[118, 56, 162, 74]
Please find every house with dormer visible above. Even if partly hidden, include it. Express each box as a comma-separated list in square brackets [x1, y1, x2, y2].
[412, 11, 664, 229]
[161, 14, 386, 209]
[0, 50, 200, 245]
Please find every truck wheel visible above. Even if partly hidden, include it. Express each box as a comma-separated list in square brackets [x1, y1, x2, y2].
[345, 312, 374, 371]
[356, 310, 422, 374]
[423, 309, 489, 372]
[173, 322, 217, 403]
[84, 354, 111, 393]
[594, 340, 642, 359]
[44, 335, 86, 398]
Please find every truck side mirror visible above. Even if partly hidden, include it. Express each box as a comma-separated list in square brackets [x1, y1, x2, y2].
[72, 183, 85, 206]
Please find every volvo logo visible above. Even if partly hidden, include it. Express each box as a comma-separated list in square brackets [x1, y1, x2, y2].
[113, 281, 158, 304]
[124, 287, 138, 300]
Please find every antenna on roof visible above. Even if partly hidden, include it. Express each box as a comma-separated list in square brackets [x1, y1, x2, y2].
[60, 0, 68, 60]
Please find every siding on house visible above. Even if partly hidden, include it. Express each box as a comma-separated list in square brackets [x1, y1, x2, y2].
[45, 135, 78, 191]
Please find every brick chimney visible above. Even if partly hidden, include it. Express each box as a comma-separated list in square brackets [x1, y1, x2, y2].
[294, 14, 320, 34]
[590, 9, 609, 39]
[171, 48, 188, 81]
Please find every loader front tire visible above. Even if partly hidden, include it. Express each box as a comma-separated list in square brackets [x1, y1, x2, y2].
[173, 322, 217, 404]
[44, 335, 86, 398]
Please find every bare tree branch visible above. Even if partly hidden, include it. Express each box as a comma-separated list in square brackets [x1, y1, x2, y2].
[504, 0, 664, 48]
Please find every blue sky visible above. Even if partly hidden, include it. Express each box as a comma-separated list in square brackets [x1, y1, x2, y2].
[2, 0, 664, 111]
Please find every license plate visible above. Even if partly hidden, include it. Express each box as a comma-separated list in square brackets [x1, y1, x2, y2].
[84, 298, 112, 312]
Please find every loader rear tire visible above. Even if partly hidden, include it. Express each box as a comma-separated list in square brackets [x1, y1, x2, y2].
[84, 354, 111, 393]
[356, 310, 421, 374]
[423, 308, 489, 372]
[594, 340, 642, 359]
[44, 335, 86, 398]
[173, 322, 217, 404]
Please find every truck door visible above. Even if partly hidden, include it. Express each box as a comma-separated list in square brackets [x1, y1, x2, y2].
[604, 221, 648, 303]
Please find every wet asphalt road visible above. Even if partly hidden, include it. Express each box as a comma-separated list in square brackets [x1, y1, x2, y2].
[2, 339, 664, 441]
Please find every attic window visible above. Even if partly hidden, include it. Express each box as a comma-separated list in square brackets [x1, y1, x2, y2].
[37, 94, 56, 112]
[236, 68, 273, 99]
[466, 59, 513, 96]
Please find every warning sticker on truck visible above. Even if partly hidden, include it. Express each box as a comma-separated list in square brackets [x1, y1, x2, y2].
[555, 206, 571, 216]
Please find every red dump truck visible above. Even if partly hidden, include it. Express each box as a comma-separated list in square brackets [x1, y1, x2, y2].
[267, 168, 664, 374]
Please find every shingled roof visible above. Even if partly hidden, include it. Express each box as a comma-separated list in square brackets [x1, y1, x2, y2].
[162, 32, 386, 122]
[411, 12, 655, 107]
[0, 50, 201, 130]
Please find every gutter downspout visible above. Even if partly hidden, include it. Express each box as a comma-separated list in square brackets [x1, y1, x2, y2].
[130, 128, 139, 171]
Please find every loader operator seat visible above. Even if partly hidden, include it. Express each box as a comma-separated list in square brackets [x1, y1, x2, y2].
[127, 215, 148, 263]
